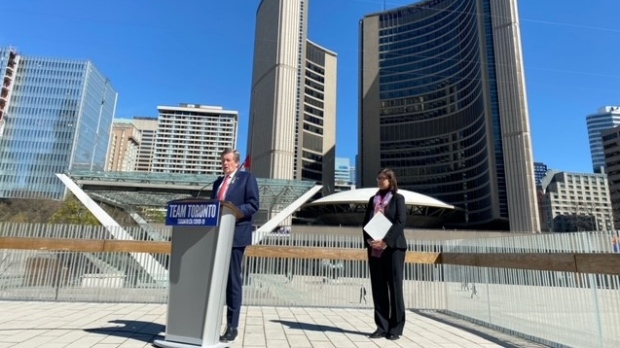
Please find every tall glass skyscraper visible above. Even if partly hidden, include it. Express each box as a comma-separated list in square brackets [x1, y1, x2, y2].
[360, 0, 539, 231]
[534, 162, 548, 187]
[586, 106, 620, 173]
[0, 47, 117, 200]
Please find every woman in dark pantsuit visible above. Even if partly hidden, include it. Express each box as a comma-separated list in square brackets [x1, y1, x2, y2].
[362, 168, 407, 341]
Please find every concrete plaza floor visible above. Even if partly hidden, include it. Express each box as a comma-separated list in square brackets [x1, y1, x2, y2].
[0, 301, 547, 348]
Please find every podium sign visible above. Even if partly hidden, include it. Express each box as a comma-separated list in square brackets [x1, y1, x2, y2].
[155, 199, 241, 348]
[165, 201, 220, 227]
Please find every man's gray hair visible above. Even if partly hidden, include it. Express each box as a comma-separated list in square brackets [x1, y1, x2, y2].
[221, 148, 241, 163]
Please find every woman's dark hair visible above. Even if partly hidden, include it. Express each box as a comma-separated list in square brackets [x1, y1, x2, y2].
[377, 168, 398, 193]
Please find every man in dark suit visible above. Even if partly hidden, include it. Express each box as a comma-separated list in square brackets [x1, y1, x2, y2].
[210, 148, 259, 343]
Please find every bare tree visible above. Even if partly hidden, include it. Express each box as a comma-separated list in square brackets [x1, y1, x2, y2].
[0, 196, 141, 226]
[569, 201, 596, 232]
[0, 198, 62, 223]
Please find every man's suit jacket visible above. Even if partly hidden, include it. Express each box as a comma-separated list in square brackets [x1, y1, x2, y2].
[211, 170, 260, 247]
[362, 192, 407, 250]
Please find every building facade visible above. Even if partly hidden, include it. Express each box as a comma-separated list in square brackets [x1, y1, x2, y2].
[0, 47, 117, 199]
[133, 116, 158, 172]
[334, 157, 356, 192]
[534, 162, 549, 231]
[359, 0, 540, 231]
[586, 106, 620, 173]
[247, 0, 337, 195]
[540, 171, 613, 232]
[602, 126, 620, 227]
[0, 49, 19, 138]
[151, 104, 237, 175]
[534, 162, 548, 187]
[106, 119, 141, 172]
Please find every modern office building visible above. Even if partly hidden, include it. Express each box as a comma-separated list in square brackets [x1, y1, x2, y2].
[133, 116, 158, 172]
[534, 162, 548, 187]
[247, 0, 337, 195]
[359, 0, 540, 232]
[586, 106, 620, 173]
[106, 119, 141, 172]
[601, 126, 620, 227]
[540, 171, 613, 232]
[334, 157, 356, 192]
[0, 49, 18, 137]
[534, 162, 549, 231]
[151, 103, 237, 175]
[0, 47, 117, 200]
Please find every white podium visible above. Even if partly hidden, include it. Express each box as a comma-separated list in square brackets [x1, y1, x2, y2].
[154, 199, 242, 348]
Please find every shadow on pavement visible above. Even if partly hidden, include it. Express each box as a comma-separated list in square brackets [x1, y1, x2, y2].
[412, 310, 553, 348]
[270, 319, 368, 336]
[84, 319, 164, 343]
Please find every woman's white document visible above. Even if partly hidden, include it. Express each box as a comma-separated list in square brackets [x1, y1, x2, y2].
[363, 213, 392, 240]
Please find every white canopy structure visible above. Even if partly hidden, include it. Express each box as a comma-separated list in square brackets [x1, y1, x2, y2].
[299, 188, 460, 228]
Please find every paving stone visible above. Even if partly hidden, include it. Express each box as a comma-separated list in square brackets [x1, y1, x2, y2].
[0, 301, 544, 348]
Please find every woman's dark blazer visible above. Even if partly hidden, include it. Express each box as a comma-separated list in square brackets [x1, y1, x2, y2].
[362, 192, 408, 250]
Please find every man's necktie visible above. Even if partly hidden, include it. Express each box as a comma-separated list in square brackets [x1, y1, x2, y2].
[217, 175, 231, 201]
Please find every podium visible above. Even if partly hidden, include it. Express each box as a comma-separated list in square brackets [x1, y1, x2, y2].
[154, 199, 242, 348]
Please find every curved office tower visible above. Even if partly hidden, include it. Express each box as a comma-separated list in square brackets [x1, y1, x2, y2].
[360, 0, 539, 231]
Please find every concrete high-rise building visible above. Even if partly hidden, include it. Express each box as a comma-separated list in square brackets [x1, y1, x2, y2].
[601, 126, 620, 227]
[586, 106, 620, 173]
[247, 0, 337, 195]
[106, 119, 141, 172]
[360, 0, 540, 232]
[540, 171, 613, 232]
[151, 103, 238, 175]
[133, 117, 158, 172]
[0, 47, 117, 200]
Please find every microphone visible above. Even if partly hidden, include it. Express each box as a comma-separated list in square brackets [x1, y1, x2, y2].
[193, 179, 217, 198]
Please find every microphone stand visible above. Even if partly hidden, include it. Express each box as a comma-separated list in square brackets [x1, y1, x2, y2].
[193, 180, 217, 198]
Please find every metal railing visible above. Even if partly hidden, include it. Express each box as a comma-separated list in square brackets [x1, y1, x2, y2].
[0, 223, 619, 347]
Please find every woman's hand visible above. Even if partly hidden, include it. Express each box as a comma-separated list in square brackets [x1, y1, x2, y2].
[369, 239, 387, 250]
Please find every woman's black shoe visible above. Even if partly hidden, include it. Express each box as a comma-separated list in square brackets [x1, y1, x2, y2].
[369, 329, 385, 338]
[386, 334, 400, 340]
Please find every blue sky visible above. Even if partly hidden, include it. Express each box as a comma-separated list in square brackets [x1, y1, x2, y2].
[1, 0, 619, 174]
